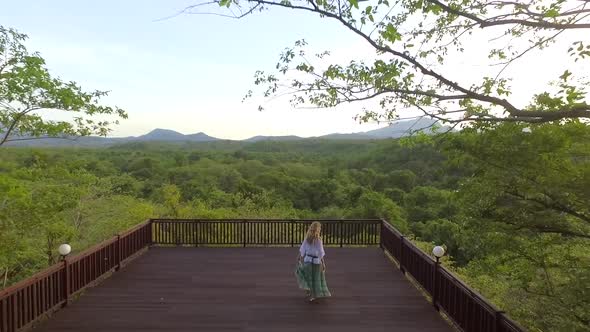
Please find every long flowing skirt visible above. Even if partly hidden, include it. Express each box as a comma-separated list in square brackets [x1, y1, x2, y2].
[295, 262, 331, 298]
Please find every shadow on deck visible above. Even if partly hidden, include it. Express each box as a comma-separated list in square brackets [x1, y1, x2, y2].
[33, 247, 453, 332]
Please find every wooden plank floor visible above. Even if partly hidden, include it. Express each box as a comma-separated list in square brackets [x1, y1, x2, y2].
[34, 247, 453, 332]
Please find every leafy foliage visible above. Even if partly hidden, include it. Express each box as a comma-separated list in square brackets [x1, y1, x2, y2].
[186, 0, 589, 125]
[0, 26, 127, 146]
[2, 11, 588, 332]
[441, 121, 590, 331]
[1, 123, 588, 331]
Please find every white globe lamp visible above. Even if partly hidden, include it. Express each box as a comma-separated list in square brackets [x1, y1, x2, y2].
[58, 244, 72, 259]
[432, 246, 445, 262]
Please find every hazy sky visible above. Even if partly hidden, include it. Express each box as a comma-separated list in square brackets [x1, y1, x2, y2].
[1, 1, 586, 139]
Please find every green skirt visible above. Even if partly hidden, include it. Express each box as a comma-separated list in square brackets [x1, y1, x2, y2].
[295, 262, 331, 298]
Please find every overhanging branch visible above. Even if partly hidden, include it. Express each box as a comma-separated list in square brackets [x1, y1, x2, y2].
[190, 0, 590, 124]
[426, 0, 590, 29]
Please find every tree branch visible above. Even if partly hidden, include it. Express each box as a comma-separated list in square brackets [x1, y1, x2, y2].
[4, 136, 79, 143]
[426, 0, 590, 29]
[493, 29, 566, 82]
[506, 190, 590, 224]
[198, 0, 590, 124]
[245, 0, 524, 115]
[341, 88, 469, 103]
[0, 107, 43, 146]
[502, 219, 590, 239]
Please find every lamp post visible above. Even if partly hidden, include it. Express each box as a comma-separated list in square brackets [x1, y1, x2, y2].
[58, 244, 72, 261]
[59, 244, 72, 307]
[432, 245, 445, 311]
[432, 245, 445, 263]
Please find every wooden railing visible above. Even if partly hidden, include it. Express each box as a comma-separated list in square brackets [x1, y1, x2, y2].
[0, 221, 152, 332]
[380, 221, 525, 332]
[1, 218, 524, 332]
[151, 219, 381, 246]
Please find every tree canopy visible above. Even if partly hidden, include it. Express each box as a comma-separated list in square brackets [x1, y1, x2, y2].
[440, 122, 590, 330]
[1, 128, 588, 330]
[0, 26, 127, 146]
[182, 0, 589, 126]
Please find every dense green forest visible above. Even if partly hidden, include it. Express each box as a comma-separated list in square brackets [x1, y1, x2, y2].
[1, 121, 588, 331]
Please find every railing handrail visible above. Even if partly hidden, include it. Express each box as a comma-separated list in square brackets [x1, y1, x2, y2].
[150, 218, 382, 223]
[382, 220, 500, 311]
[119, 219, 153, 236]
[0, 220, 154, 298]
[380, 218, 526, 332]
[381, 220, 404, 236]
[0, 220, 153, 332]
[0, 263, 64, 299]
[149, 218, 381, 248]
[0, 227, 137, 299]
[67, 236, 119, 264]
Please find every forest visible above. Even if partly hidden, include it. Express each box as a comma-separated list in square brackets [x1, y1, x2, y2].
[1, 121, 588, 331]
[1, 0, 590, 329]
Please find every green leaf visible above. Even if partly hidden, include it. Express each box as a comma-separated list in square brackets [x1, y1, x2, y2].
[559, 70, 572, 81]
[348, 0, 359, 9]
[381, 23, 402, 43]
[544, 8, 559, 18]
[0, 25, 126, 145]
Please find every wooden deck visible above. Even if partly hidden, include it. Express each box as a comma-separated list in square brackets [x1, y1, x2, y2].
[33, 247, 453, 332]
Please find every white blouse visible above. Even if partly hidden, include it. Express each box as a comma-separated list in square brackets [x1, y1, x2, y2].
[299, 238, 325, 264]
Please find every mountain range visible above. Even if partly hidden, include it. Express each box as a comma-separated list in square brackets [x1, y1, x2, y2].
[4, 118, 448, 147]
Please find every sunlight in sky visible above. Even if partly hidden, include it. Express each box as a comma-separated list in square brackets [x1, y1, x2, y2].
[1, 0, 586, 139]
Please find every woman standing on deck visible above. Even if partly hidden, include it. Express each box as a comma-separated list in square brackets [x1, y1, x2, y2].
[295, 221, 331, 302]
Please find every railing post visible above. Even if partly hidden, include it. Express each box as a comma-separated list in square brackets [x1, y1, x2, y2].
[12, 293, 17, 329]
[148, 219, 154, 247]
[379, 220, 384, 250]
[399, 236, 406, 274]
[62, 258, 70, 307]
[494, 310, 506, 332]
[290, 221, 295, 247]
[242, 220, 247, 248]
[433, 258, 440, 311]
[116, 234, 122, 271]
[175, 221, 180, 246]
[196, 220, 200, 248]
[339, 220, 344, 248]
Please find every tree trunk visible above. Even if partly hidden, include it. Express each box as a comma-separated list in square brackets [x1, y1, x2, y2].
[47, 236, 54, 265]
[2, 267, 8, 288]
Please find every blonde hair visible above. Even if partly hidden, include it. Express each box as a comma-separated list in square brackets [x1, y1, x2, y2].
[305, 221, 322, 244]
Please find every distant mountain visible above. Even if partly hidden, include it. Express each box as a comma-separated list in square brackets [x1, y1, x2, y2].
[245, 135, 303, 142]
[186, 132, 219, 142]
[136, 129, 187, 141]
[363, 118, 447, 138]
[132, 129, 219, 142]
[317, 133, 374, 140]
[4, 118, 451, 147]
[318, 118, 448, 140]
